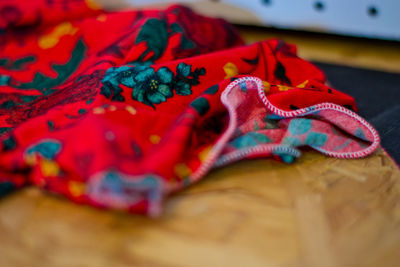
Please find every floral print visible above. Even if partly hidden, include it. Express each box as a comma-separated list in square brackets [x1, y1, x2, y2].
[0, 2, 379, 217]
[101, 63, 206, 108]
[25, 139, 62, 159]
[131, 66, 174, 105]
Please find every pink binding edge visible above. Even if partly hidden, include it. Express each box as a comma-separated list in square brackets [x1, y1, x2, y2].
[255, 76, 381, 158]
[186, 76, 381, 186]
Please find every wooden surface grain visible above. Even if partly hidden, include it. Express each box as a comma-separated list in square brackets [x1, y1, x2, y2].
[1, 148, 399, 267]
[1, 25, 400, 267]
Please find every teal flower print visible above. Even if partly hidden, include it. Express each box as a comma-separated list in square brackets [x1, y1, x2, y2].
[0, 74, 10, 86]
[175, 63, 192, 95]
[288, 118, 312, 135]
[230, 132, 272, 149]
[26, 139, 61, 159]
[174, 62, 206, 96]
[102, 65, 173, 106]
[101, 63, 206, 108]
[101, 66, 129, 101]
[129, 66, 174, 107]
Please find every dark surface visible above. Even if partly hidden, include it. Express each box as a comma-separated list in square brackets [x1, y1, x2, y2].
[314, 62, 400, 164]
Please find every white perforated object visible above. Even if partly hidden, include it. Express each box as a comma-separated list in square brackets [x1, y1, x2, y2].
[125, 0, 400, 41]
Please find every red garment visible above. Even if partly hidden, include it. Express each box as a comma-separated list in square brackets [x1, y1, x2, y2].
[0, 1, 379, 215]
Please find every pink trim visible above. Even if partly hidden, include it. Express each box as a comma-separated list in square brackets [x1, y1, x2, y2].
[215, 144, 301, 167]
[188, 79, 241, 183]
[253, 76, 380, 158]
[183, 76, 380, 191]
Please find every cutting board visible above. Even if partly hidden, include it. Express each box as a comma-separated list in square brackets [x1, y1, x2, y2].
[1, 148, 399, 267]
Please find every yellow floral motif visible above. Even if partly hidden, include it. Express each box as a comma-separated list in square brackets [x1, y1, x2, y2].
[96, 14, 107, 22]
[38, 22, 78, 49]
[199, 146, 213, 162]
[85, 0, 101, 10]
[223, 62, 239, 79]
[40, 159, 60, 177]
[278, 80, 310, 91]
[174, 163, 192, 179]
[108, 105, 116, 111]
[297, 80, 309, 88]
[125, 106, 137, 115]
[277, 84, 293, 91]
[264, 80, 310, 93]
[93, 107, 105, 114]
[69, 181, 86, 197]
[25, 154, 37, 166]
[263, 81, 271, 92]
[149, 134, 161, 144]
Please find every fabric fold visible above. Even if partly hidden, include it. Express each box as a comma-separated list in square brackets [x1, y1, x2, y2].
[0, 2, 380, 215]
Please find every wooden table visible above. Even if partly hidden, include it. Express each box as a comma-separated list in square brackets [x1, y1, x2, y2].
[1, 28, 400, 267]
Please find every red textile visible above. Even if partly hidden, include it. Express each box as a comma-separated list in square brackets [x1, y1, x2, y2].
[0, 1, 379, 215]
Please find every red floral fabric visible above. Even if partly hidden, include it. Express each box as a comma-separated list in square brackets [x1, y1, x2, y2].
[0, 1, 379, 215]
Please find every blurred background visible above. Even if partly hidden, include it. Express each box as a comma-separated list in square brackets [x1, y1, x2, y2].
[97, 0, 400, 41]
